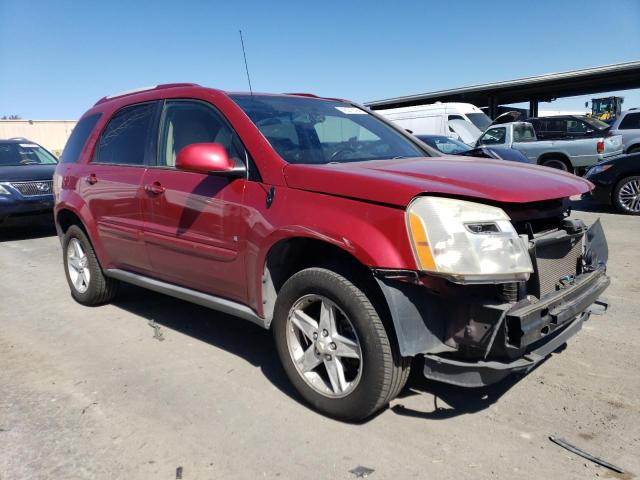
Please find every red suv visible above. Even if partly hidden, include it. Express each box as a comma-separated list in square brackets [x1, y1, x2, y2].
[54, 84, 610, 420]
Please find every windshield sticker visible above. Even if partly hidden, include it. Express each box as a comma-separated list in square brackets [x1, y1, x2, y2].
[19, 144, 39, 148]
[335, 107, 366, 115]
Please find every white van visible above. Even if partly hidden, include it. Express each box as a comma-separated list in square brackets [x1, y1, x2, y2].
[376, 102, 492, 145]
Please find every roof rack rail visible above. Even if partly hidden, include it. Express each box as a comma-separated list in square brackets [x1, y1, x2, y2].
[283, 93, 320, 98]
[95, 83, 200, 106]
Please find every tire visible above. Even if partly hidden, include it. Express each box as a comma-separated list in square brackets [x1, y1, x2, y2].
[540, 157, 571, 172]
[63, 225, 118, 305]
[612, 176, 640, 215]
[273, 267, 410, 421]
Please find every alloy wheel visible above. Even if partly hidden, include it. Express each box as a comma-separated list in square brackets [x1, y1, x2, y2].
[618, 178, 640, 213]
[286, 294, 363, 398]
[66, 238, 91, 293]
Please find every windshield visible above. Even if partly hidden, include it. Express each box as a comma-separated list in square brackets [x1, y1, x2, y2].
[466, 112, 492, 131]
[417, 135, 470, 155]
[0, 142, 58, 166]
[448, 119, 482, 145]
[230, 95, 427, 164]
[581, 116, 610, 130]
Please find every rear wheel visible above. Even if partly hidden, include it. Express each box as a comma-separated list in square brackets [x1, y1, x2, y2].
[541, 157, 571, 172]
[63, 225, 118, 305]
[273, 267, 410, 421]
[613, 176, 640, 215]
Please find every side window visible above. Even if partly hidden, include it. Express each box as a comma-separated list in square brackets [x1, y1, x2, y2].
[95, 103, 156, 165]
[479, 127, 506, 145]
[513, 124, 536, 142]
[60, 113, 101, 164]
[619, 113, 640, 130]
[567, 120, 589, 133]
[448, 115, 465, 121]
[158, 100, 244, 167]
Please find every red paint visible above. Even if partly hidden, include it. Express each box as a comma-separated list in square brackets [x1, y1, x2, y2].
[175, 143, 235, 174]
[55, 85, 594, 317]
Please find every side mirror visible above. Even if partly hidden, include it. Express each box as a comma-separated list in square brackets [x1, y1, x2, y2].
[175, 143, 246, 178]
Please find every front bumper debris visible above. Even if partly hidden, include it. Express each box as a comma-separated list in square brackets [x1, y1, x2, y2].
[423, 268, 609, 387]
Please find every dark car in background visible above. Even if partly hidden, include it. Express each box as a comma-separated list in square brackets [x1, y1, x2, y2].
[527, 115, 610, 140]
[584, 152, 640, 215]
[416, 134, 530, 163]
[0, 138, 57, 224]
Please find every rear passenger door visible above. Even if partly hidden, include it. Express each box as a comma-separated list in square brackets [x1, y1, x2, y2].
[140, 99, 248, 303]
[83, 101, 158, 273]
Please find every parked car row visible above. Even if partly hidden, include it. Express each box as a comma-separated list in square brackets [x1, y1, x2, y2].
[0, 138, 56, 224]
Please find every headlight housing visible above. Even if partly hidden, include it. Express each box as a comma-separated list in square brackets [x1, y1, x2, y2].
[0, 184, 12, 195]
[406, 196, 533, 283]
[585, 164, 612, 178]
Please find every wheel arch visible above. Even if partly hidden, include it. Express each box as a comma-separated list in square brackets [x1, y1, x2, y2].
[537, 152, 573, 171]
[54, 198, 108, 267]
[260, 236, 391, 325]
[626, 142, 640, 154]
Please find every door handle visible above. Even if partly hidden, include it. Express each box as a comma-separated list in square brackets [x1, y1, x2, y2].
[144, 181, 165, 195]
[85, 173, 98, 185]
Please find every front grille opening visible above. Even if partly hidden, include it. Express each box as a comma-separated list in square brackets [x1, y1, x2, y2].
[540, 325, 550, 336]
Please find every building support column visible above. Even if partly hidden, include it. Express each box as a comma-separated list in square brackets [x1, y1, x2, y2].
[529, 99, 539, 118]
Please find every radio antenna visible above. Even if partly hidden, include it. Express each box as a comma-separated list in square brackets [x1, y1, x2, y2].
[239, 30, 253, 96]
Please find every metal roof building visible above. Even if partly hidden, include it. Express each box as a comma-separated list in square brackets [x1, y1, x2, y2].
[365, 61, 640, 118]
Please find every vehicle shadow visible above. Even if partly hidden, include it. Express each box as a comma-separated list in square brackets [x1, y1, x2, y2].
[111, 283, 301, 401]
[0, 214, 56, 242]
[111, 283, 558, 423]
[391, 354, 555, 420]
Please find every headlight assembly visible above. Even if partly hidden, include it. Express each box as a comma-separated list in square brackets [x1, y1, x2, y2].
[585, 164, 612, 178]
[0, 184, 12, 195]
[406, 196, 533, 283]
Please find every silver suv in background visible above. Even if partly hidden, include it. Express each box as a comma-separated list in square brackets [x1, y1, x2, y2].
[609, 109, 640, 154]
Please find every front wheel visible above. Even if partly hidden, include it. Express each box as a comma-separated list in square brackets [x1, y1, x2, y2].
[273, 267, 410, 421]
[613, 176, 640, 215]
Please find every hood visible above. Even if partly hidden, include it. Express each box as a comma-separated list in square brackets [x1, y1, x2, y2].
[490, 111, 522, 125]
[0, 164, 56, 182]
[284, 157, 592, 207]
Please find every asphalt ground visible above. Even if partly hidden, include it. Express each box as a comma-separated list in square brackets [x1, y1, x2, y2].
[1, 203, 639, 480]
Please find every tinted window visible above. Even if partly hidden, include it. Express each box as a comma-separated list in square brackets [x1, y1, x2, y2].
[60, 113, 101, 164]
[158, 100, 244, 167]
[619, 113, 640, 130]
[0, 142, 57, 166]
[230, 95, 426, 164]
[95, 103, 155, 165]
[567, 120, 589, 133]
[479, 127, 506, 145]
[541, 118, 566, 132]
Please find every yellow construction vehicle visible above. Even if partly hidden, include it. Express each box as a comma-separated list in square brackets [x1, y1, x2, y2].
[589, 96, 624, 123]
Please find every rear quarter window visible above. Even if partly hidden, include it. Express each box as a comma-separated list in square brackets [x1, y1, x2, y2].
[94, 103, 156, 165]
[60, 113, 102, 164]
[619, 113, 640, 130]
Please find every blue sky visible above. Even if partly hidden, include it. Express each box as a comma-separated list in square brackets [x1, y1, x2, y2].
[1, 0, 639, 119]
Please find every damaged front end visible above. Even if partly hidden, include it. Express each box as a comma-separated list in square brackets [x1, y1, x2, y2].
[375, 200, 610, 388]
